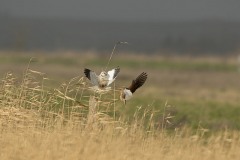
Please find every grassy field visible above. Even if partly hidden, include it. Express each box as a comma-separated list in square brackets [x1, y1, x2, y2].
[0, 50, 240, 159]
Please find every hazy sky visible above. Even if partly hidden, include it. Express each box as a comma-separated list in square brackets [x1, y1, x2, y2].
[1, 0, 240, 21]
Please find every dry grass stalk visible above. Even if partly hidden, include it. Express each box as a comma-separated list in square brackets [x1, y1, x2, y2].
[0, 61, 240, 159]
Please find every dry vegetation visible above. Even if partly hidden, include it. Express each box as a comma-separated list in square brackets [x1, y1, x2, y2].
[0, 51, 240, 159]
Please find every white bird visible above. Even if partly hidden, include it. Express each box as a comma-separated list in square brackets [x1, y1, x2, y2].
[84, 67, 120, 90]
[120, 72, 147, 104]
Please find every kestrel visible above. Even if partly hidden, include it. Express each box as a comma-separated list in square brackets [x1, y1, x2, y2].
[120, 72, 147, 104]
[84, 67, 120, 90]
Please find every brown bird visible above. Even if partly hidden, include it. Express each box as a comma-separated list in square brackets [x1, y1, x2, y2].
[120, 72, 147, 104]
[84, 67, 120, 90]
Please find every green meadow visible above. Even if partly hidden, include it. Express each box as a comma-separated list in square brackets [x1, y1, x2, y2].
[1, 51, 240, 159]
[1, 51, 240, 131]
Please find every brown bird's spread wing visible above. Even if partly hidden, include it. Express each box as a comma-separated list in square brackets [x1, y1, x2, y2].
[128, 72, 147, 93]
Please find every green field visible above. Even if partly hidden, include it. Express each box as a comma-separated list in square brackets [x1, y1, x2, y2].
[1, 51, 240, 131]
[1, 51, 240, 159]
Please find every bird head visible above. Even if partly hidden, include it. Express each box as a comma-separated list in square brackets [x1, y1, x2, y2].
[99, 71, 107, 77]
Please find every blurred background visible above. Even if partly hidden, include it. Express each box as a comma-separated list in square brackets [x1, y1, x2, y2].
[1, 0, 240, 130]
[1, 0, 240, 54]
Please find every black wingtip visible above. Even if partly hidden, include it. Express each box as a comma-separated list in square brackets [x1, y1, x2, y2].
[115, 66, 120, 71]
[84, 68, 91, 80]
[113, 67, 120, 78]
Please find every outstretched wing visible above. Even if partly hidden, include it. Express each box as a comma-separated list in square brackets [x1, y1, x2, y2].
[107, 67, 120, 85]
[84, 68, 98, 86]
[128, 72, 147, 93]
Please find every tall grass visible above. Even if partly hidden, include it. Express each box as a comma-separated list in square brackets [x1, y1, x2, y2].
[0, 60, 160, 130]
[0, 62, 240, 159]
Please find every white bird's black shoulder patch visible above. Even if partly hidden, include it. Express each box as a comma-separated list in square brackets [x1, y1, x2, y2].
[84, 68, 91, 80]
[84, 68, 98, 86]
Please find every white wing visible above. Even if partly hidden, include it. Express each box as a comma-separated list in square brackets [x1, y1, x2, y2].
[107, 67, 120, 85]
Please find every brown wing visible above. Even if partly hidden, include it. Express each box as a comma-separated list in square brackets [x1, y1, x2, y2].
[128, 72, 147, 93]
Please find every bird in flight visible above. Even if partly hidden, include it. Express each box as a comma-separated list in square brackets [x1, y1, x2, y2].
[120, 72, 147, 104]
[84, 67, 120, 90]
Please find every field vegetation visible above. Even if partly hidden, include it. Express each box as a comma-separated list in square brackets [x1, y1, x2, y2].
[0, 50, 240, 159]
